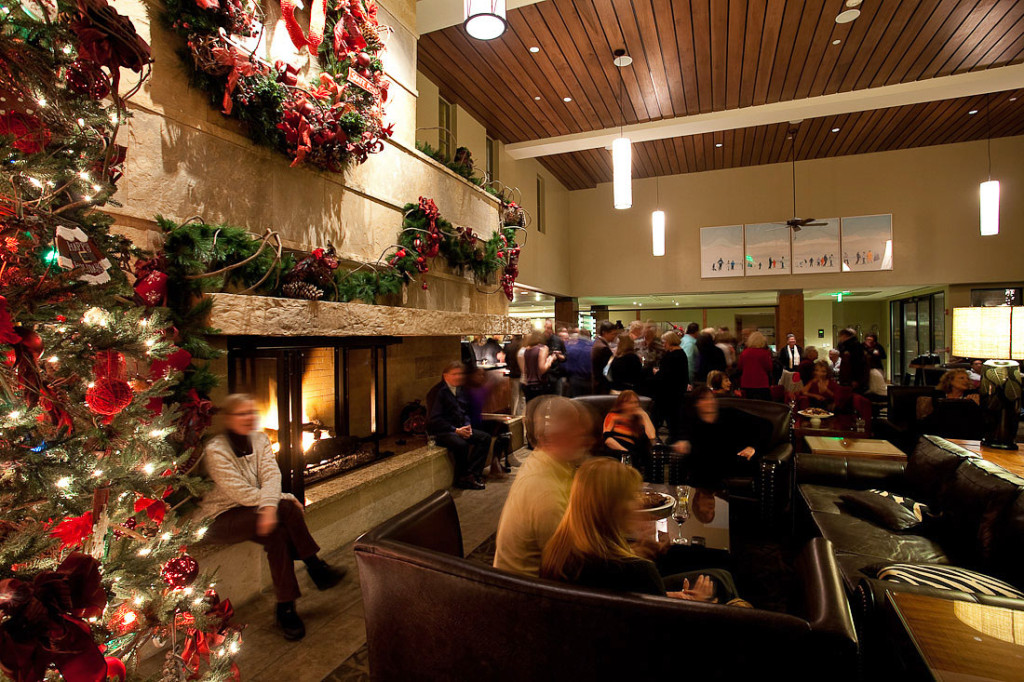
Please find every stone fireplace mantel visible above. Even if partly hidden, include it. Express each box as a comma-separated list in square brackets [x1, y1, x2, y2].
[206, 293, 532, 337]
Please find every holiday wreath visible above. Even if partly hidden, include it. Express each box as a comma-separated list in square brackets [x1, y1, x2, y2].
[161, 0, 394, 172]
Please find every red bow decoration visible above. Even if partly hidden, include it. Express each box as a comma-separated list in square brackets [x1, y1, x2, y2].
[281, 0, 328, 55]
[179, 592, 239, 680]
[0, 553, 108, 682]
[175, 389, 214, 456]
[133, 496, 167, 525]
[209, 45, 265, 115]
[274, 60, 299, 87]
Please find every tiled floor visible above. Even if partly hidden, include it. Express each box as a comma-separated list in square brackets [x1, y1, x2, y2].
[229, 453, 525, 682]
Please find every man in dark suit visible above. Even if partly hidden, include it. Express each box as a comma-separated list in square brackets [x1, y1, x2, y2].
[590, 320, 618, 394]
[780, 333, 803, 372]
[427, 362, 491, 490]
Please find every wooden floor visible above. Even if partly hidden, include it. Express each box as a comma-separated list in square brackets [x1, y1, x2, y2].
[227, 452, 525, 682]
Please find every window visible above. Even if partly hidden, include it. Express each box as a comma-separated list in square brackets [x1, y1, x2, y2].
[484, 136, 497, 184]
[438, 97, 455, 161]
[536, 174, 546, 234]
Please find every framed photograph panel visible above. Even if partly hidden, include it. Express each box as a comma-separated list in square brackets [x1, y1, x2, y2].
[841, 214, 893, 271]
[744, 222, 791, 276]
[700, 225, 744, 278]
[791, 219, 840, 273]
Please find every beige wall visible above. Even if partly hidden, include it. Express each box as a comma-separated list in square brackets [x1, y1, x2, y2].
[568, 135, 1024, 297]
[414, 71, 573, 296]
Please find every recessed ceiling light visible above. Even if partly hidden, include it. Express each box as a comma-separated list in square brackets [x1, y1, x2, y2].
[1010, 97, 1018, 102]
[715, 142, 723, 148]
[534, 96, 541, 101]
[563, 97, 572, 102]
[831, 127, 840, 133]
[968, 109, 979, 115]
[835, 9, 860, 23]
[529, 46, 540, 53]
[613, 49, 633, 68]
[846, 0, 862, 6]
[832, 39, 842, 45]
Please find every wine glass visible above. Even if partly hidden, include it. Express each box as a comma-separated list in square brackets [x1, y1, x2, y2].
[671, 485, 691, 545]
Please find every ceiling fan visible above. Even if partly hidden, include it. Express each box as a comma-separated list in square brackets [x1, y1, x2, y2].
[784, 125, 827, 232]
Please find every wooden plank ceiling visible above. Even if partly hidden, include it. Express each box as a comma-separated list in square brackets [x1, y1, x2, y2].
[418, 0, 1024, 190]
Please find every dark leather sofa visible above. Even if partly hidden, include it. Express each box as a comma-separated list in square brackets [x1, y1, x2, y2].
[355, 490, 858, 681]
[795, 434, 1024, 667]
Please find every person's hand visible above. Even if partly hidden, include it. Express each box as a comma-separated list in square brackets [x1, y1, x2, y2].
[668, 575, 716, 602]
[256, 506, 278, 537]
[737, 446, 756, 460]
[455, 425, 472, 439]
[672, 440, 692, 455]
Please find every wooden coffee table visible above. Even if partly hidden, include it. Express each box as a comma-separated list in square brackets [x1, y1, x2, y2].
[805, 436, 906, 461]
[887, 591, 1024, 681]
[946, 438, 1024, 478]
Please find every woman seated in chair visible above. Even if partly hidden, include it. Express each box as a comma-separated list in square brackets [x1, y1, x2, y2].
[540, 458, 744, 605]
[602, 390, 656, 469]
[199, 394, 346, 641]
[916, 368, 979, 419]
[799, 359, 838, 410]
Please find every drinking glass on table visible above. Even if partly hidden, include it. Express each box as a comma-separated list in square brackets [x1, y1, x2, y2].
[671, 485, 691, 545]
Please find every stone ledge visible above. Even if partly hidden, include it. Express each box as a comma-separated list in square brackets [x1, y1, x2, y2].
[207, 293, 532, 337]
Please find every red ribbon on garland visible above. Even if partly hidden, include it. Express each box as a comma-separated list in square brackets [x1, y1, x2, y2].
[0, 553, 108, 682]
[280, 0, 328, 55]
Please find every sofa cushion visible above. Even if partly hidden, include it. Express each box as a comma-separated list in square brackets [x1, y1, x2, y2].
[811, 511, 950, 568]
[933, 458, 1024, 560]
[872, 563, 1024, 599]
[905, 435, 977, 503]
[839, 490, 928, 532]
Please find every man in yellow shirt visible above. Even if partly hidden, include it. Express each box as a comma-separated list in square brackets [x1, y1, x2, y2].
[494, 396, 593, 577]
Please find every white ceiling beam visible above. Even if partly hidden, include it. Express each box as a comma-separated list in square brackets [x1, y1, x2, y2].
[416, 0, 546, 36]
[505, 64, 1024, 159]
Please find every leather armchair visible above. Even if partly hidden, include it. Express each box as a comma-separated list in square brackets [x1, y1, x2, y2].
[355, 490, 859, 681]
[716, 397, 795, 523]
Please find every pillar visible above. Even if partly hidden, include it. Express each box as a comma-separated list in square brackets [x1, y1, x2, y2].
[776, 290, 805, 346]
[554, 296, 578, 330]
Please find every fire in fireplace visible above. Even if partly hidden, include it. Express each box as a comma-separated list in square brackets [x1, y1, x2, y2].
[227, 336, 398, 502]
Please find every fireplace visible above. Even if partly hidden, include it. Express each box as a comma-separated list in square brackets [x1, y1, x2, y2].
[227, 336, 398, 503]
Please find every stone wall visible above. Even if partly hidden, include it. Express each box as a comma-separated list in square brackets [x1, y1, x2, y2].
[110, 0, 511, 316]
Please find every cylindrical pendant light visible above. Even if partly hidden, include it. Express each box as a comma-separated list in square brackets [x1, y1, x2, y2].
[464, 0, 506, 41]
[612, 49, 632, 210]
[980, 93, 999, 236]
[613, 136, 632, 209]
[651, 210, 665, 256]
[980, 180, 1000, 236]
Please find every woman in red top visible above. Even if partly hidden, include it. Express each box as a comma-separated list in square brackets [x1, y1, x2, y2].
[737, 331, 773, 401]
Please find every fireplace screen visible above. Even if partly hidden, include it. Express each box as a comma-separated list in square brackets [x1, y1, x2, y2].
[227, 336, 396, 502]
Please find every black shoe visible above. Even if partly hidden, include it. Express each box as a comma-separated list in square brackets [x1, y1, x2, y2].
[454, 475, 485, 490]
[275, 602, 306, 641]
[305, 558, 347, 591]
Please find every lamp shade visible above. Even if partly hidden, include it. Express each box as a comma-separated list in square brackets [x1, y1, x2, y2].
[952, 306, 1024, 360]
[651, 210, 665, 256]
[612, 136, 631, 209]
[980, 179, 1000, 236]
[464, 0, 506, 40]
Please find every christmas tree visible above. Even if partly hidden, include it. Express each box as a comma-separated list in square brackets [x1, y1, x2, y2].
[1, 1, 241, 680]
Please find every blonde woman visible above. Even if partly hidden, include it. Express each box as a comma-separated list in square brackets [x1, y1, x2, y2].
[540, 458, 740, 603]
[736, 331, 773, 401]
[917, 368, 980, 420]
[199, 394, 345, 640]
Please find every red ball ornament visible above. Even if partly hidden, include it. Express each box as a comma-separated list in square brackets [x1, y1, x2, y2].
[161, 552, 199, 589]
[85, 377, 133, 416]
[66, 59, 111, 99]
[109, 603, 141, 635]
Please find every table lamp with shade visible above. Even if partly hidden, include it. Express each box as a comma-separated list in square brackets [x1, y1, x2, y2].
[952, 307, 1023, 450]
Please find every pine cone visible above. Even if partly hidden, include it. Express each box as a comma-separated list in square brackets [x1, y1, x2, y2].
[282, 281, 324, 300]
